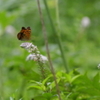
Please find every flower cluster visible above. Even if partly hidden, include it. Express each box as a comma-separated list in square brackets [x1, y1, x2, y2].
[20, 42, 48, 63]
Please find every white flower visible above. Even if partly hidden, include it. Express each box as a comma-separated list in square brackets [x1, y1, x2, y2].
[97, 64, 100, 69]
[26, 53, 38, 61]
[20, 42, 31, 48]
[20, 42, 38, 53]
[26, 54, 48, 63]
[20, 42, 48, 63]
[39, 55, 48, 63]
[81, 17, 90, 27]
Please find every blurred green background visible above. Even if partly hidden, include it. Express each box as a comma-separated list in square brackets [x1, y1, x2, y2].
[0, 0, 100, 99]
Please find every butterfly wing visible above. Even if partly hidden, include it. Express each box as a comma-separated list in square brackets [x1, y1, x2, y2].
[17, 32, 23, 40]
[17, 27, 31, 41]
[25, 27, 31, 40]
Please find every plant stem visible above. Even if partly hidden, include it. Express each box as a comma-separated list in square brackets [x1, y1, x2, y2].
[38, 61, 46, 79]
[37, 0, 62, 100]
[43, 0, 69, 73]
[34, 51, 46, 79]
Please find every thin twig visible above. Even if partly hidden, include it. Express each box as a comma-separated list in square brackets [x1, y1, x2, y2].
[43, 0, 69, 73]
[37, 0, 62, 100]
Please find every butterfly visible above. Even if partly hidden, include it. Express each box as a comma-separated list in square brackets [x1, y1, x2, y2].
[17, 27, 31, 41]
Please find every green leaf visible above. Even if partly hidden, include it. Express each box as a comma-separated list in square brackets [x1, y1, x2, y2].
[28, 80, 47, 91]
[28, 85, 43, 90]
[92, 73, 100, 89]
[34, 96, 47, 100]
[42, 93, 53, 99]
[49, 78, 60, 90]
[71, 74, 82, 83]
[42, 74, 52, 85]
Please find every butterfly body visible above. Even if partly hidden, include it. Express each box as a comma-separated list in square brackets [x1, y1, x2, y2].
[17, 27, 31, 41]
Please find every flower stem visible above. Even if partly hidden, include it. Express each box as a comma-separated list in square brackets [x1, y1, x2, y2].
[43, 0, 69, 73]
[37, 0, 62, 100]
[34, 51, 46, 79]
[38, 61, 46, 79]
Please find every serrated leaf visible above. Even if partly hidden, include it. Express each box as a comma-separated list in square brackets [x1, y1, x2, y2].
[77, 86, 100, 96]
[92, 73, 100, 89]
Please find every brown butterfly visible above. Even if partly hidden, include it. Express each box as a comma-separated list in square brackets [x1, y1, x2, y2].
[17, 27, 31, 41]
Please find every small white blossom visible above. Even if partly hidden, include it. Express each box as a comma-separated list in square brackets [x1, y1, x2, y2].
[25, 43, 33, 49]
[39, 55, 48, 63]
[26, 53, 48, 63]
[20, 42, 38, 53]
[20, 42, 31, 48]
[81, 17, 90, 27]
[26, 53, 38, 61]
[97, 64, 100, 69]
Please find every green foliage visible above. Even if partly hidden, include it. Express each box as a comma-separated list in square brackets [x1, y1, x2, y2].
[0, 0, 100, 100]
[70, 73, 100, 100]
